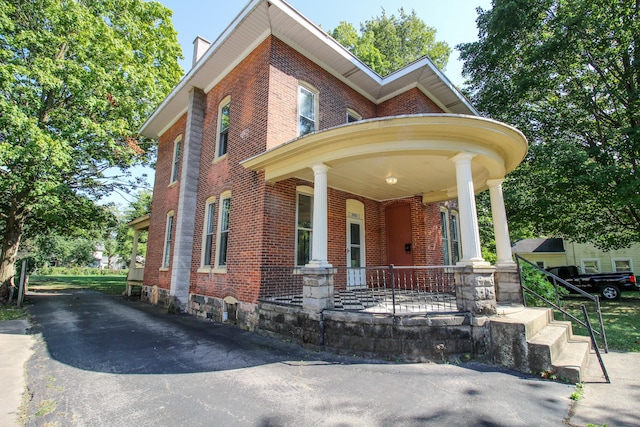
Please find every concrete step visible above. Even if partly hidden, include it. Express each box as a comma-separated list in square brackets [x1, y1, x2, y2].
[492, 306, 553, 340]
[528, 321, 573, 369]
[552, 339, 591, 384]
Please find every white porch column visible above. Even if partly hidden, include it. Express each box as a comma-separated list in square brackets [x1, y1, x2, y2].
[307, 163, 332, 268]
[452, 152, 486, 265]
[487, 178, 516, 267]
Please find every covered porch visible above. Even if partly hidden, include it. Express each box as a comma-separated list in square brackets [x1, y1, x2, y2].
[242, 114, 528, 315]
[125, 214, 150, 297]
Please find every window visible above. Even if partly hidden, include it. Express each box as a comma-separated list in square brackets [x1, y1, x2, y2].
[215, 194, 231, 268]
[216, 98, 230, 158]
[440, 210, 450, 265]
[298, 84, 317, 136]
[296, 192, 313, 266]
[170, 136, 182, 183]
[613, 259, 633, 273]
[451, 212, 460, 264]
[162, 212, 175, 268]
[346, 109, 361, 123]
[581, 259, 600, 274]
[202, 198, 216, 267]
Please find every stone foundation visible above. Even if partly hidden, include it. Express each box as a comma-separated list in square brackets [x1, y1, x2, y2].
[141, 285, 171, 307]
[188, 293, 259, 331]
[257, 301, 484, 362]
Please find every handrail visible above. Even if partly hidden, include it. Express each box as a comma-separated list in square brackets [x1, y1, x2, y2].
[515, 255, 608, 352]
[516, 255, 609, 382]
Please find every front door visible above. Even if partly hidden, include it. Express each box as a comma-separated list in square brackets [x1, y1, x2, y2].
[385, 204, 413, 266]
[347, 218, 365, 288]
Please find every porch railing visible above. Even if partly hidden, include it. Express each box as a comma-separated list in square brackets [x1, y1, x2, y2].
[259, 265, 463, 314]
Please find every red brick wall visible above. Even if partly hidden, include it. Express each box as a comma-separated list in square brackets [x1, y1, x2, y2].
[145, 35, 450, 304]
[143, 115, 186, 291]
[377, 87, 443, 116]
[190, 39, 272, 303]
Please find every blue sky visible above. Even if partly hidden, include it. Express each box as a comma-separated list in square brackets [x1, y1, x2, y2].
[159, 0, 491, 86]
[106, 0, 491, 206]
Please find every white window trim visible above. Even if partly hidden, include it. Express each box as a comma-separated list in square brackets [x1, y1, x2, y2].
[346, 108, 362, 123]
[161, 210, 175, 270]
[198, 196, 217, 272]
[214, 96, 231, 161]
[611, 257, 633, 273]
[170, 135, 182, 185]
[346, 199, 366, 269]
[580, 258, 601, 274]
[213, 191, 231, 273]
[295, 186, 314, 267]
[298, 82, 318, 136]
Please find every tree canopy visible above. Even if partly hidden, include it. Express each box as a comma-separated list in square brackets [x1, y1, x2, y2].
[330, 8, 450, 76]
[459, 0, 640, 250]
[0, 0, 182, 294]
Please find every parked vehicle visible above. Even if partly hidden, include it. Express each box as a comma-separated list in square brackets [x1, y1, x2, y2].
[546, 265, 638, 300]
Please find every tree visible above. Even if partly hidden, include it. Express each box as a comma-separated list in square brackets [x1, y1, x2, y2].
[458, 0, 640, 250]
[331, 8, 450, 76]
[0, 0, 182, 298]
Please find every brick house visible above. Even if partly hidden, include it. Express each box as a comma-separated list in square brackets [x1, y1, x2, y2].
[135, 0, 528, 335]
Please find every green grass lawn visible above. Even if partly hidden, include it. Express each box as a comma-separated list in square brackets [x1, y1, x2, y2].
[556, 293, 640, 352]
[1, 275, 127, 321]
[27, 275, 127, 296]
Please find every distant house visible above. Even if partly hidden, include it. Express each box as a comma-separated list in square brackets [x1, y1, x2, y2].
[512, 238, 638, 274]
[93, 245, 125, 270]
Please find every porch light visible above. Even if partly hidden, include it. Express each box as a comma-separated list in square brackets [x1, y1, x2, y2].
[385, 176, 398, 185]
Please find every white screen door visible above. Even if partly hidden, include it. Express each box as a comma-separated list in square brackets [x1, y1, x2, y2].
[347, 218, 365, 288]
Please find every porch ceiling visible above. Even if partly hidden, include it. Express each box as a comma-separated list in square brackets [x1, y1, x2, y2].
[241, 115, 528, 203]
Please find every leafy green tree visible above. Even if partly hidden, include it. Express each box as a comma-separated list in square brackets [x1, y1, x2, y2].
[331, 8, 450, 76]
[33, 234, 97, 268]
[0, 0, 182, 297]
[459, 0, 640, 250]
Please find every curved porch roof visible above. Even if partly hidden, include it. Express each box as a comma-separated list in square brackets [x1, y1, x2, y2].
[241, 114, 528, 203]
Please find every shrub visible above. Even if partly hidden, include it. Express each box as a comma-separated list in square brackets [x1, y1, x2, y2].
[521, 263, 569, 307]
[35, 266, 127, 276]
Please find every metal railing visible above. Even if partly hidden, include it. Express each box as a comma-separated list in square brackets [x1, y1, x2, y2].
[515, 255, 609, 382]
[259, 266, 304, 306]
[258, 265, 463, 315]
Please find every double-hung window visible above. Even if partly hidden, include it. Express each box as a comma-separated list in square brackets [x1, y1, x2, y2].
[613, 259, 633, 273]
[162, 212, 175, 268]
[440, 210, 450, 265]
[298, 85, 317, 136]
[202, 198, 216, 267]
[216, 194, 231, 268]
[217, 98, 230, 158]
[296, 192, 313, 266]
[170, 136, 182, 183]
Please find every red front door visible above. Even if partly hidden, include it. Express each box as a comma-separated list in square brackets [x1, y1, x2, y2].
[385, 204, 413, 266]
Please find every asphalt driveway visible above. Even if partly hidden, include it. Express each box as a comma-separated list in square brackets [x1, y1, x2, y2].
[21, 289, 577, 426]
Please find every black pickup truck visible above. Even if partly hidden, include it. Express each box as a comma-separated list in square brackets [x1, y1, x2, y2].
[546, 265, 638, 300]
